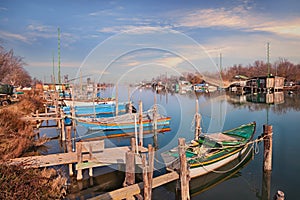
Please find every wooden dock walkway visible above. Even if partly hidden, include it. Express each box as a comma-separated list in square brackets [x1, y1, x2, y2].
[8, 146, 143, 168]
[88, 171, 179, 200]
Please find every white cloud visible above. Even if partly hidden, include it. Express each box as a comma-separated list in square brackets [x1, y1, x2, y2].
[252, 18, 300, 38]
[172, 5, 300, 39]
[98, 25, 172, 34]
[0, 30, 29, 43]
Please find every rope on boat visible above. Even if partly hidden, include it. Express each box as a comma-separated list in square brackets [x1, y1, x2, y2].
[183, 133, 270, 174]
[199, 143, 255, 174]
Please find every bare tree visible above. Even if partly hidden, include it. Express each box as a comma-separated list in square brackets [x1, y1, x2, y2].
[0, 46, 32, 87]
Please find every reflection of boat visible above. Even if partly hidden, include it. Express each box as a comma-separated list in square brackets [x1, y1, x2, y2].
[79, 126, 171, 140]
[189, 146, 253, 196]
[162, 122, 256, 179]
[163, 142, 253, 197]
[76, 110, 171, 131]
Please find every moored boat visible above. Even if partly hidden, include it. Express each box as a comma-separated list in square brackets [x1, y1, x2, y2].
[76, 109, 171, 131]
[162, 121, 256, 179]
[63, 102, 131, 117]
[63, 98, 115, 107]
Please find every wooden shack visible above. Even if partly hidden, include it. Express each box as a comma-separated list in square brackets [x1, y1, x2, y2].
[245, 76, 285, 93]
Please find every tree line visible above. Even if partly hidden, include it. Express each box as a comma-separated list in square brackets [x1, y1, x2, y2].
[221, 59, 300, 82]
[185, 59, 300, 84]
[0, 45, 31, 87]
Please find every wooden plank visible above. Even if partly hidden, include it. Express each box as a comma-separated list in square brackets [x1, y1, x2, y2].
[80, 140, 105, 153]
[88, 171, 179, 200]
[8, 152, 78, 168]
[8, 146, 142, 168]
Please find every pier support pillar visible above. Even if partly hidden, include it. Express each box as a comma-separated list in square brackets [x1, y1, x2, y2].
[178, 138, 190, 200]
[123, 151, 135, 186]
[76, 142, 83, 180]
[263, 124, 273, 171]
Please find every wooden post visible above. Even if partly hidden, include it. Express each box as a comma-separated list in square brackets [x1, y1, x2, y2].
[139, 101, 143, 147]
[142, 144, 154, 200]
[66, 126, 72, 141]
[128, 101, 133, 114]
[115, 84, 119, 116]
[263, 124, 273, 171]
[89, 144, 93, 177]
[178, 138, 190, 200]
[273, 190, 284, 200]
[76, 142, 83, 180]
[61, 109, 66, 141]
[153, 95, 157, 130]
[124, 151, 135, 187]
[45, 105, 49, 126]
[147, 144, 154, 199]
[66, 126, 73, 176]
[57, 108, 61, 129]
[194, 99, 201, 140]
[262, 170, 271, 200]
[142, 154, 150, 200]
[130, 137, 136, 154]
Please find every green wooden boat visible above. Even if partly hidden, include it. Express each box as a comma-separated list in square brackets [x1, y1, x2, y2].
[163, 122, 256, 178]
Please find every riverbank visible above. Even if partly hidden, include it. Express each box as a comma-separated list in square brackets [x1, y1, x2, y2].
[0, 91, 67, 199]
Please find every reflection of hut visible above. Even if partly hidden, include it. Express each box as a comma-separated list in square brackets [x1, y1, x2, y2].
[245, 76, 284, 93]
[246, 92, 284, 104]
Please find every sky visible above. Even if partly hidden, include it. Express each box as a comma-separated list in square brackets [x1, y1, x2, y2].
[1, 0, 300, 84]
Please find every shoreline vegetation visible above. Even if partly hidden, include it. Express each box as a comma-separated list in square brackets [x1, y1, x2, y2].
[0, 91, 67, 199]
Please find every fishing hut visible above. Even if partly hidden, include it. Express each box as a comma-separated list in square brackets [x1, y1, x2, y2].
[245, 75, 285, 93]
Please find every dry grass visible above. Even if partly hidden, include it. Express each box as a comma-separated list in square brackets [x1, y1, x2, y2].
[0, 165, 67, 200]
[0, 91, 67, 199]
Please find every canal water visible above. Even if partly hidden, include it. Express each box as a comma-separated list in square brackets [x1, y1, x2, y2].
[40, 87, 300, 199]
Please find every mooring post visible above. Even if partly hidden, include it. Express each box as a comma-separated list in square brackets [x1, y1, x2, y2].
[147, 144, 154, 199]
[263, 124, 273, 171]
[76, 142, 83, 180]
[139, 100, 143, 147]
[273, 190, 285, 200]
[124, 150, 135, 187]
[45, 105, 49, 126]
[115, 84, 119, 116]
[57, 108, 61, 129]
[153, 94, 157, 131]
[130, 137, 136, 153]
[66, 126, 73, 176]
[89, 144, 93, 177]
[142, 154, 150, 200]
[60, 109, 66, 141]
[178, 138, 190, 200]
[194, 99, 201, 141]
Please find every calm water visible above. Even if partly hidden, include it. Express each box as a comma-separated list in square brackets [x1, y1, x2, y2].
[40, 87, 300, 199]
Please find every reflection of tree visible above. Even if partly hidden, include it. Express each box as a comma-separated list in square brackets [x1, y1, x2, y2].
[226, 92, 300, 114]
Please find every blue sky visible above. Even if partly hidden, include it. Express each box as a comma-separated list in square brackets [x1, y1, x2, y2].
[1, 0, 300, 83]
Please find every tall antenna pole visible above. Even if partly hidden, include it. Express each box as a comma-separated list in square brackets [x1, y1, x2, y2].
[58, 27, 61, 84]
[267, 42, 270, 77]
[219, 53, 222, 74]
[52, 51, 55, 84]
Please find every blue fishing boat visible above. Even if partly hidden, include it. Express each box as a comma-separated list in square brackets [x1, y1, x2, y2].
[63, 102, 130, 117]
[76, 110, 171, 131]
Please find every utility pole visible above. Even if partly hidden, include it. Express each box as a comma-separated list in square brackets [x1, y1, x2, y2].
[58, 27, 61, 84]
[267, 42, 270, 77]
[52, 51, 55, 84]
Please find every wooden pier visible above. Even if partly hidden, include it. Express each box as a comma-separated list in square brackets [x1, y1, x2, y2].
[8, 140, 146, 180]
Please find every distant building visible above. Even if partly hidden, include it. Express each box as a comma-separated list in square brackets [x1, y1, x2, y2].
[245, 75, 285, 93]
